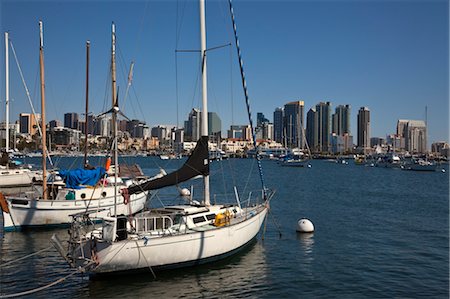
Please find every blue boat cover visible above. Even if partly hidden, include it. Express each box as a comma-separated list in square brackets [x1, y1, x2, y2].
[59, 167, 106, 189]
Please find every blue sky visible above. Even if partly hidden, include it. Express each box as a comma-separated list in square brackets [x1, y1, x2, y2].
[1, 0, 448, 144]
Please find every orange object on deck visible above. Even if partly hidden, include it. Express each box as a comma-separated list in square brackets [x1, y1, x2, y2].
[0, 192, 10, 214]
[105, 157, 111, 171]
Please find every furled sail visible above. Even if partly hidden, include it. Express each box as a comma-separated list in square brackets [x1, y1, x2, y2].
[127, 136, 209, 195]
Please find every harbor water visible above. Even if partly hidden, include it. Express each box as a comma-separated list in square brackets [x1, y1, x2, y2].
[0, 157, 448, 298]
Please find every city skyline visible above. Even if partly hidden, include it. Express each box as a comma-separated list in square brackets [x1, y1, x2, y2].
[1, 1, 448, 145]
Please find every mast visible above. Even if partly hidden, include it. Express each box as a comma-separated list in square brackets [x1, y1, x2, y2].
[39, 20, 47, 199]
[84, 40, 90, 167]
[5, 32, 9, 154]
[111, 22, 118, 216]
[199, 0, 210, 206]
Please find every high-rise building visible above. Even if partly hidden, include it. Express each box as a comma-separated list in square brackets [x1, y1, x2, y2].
[332, 105, 350, 136]
[64, 113, 79, 130]
[396, 119, 409, 151]
[184, 109, 221, 142]
[357, 107, 370, 150]
[273, 107, 284, 144]
[315, 102, 332, 153]
[208, 112, 222, 141]
[256, 112, 269, 127]
[284, 101, 304, 149]
[306, 108, 318, 152]
[405, 120, 427, 153]
[184, 108, 201, 142]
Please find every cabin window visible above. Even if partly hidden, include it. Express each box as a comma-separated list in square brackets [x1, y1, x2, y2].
[101, 191, 107, 198]
[193, 216, 206, 224]
[81, 193, 86, 199]
[205, 214, 216, 221]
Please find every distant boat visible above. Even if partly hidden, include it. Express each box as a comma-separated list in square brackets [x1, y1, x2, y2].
[402, 158, 438, 172]
[375, 153, 403, 168]
[354, 154, 366, 165]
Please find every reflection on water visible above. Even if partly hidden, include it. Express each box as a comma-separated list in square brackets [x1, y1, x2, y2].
[86, 240, 270, 298]
[297, 232, 315, 254]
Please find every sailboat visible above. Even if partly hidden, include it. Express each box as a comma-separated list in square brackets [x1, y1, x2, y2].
[0, 32, 43, 188]
[52, 0, 274, 276]
[0, 21, 148, 231]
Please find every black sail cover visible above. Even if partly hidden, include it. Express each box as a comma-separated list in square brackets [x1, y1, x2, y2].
[127, 136, 209, 195]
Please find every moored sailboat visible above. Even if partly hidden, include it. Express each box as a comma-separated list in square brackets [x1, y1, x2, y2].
[0, 21, 148, 231]
[52, 0, 274, 276]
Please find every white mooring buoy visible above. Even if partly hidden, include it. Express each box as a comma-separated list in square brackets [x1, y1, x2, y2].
[296, 218, 314, 233]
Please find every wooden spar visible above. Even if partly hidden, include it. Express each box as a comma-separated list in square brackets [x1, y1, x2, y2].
[111, 22, 118, 217]
[39, 20, 47, 199]
[84, 40, 90, 168]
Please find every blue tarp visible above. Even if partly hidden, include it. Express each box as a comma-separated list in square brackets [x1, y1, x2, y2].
[59, 167, 106, 189]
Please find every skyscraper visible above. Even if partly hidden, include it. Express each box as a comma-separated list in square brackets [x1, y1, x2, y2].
[273, 107, 284, 144]
[184, 109, 221, 141]
[64, 113, 79, 130]
[315, 102, 332, 153]
[256, 112, 269, 127]
[404, 120, 427, 153]
[284, 101, 304, 149]
[332, 105, 350, 136]
[306, 108, 318, 152]
[357, 107, 370, 150]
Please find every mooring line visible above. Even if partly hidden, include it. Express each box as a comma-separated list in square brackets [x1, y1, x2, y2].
[0, 245, 54, 267]
[0, 270, 79, 298]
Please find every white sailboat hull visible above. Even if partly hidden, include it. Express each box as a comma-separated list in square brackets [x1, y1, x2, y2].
[3, 189, 147, 230]
[0, 169, 42, 187]
[87, 207, 267, 274]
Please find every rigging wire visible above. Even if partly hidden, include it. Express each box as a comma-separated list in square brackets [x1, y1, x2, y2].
[10, 41, 54, 167]
[227, 0, 267, 198]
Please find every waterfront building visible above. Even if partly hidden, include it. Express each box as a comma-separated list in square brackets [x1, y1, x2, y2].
[315, 102, 332, 153]
[284, 100, 304, 149]
[405, 120, 427, 153]
[151, 125, 169, 142]
[431, 141, 449, 157]
[96, 115, 111, 137]
[396, 119, 409, 151]
[228, 125, 244, 139]
[257, 112, 269, 127]
[49, 120, 62, 129]
[118, 119, 128, 133]
[208, 112, 222, 143]
[370, 137, 385, 148]
[19, 113, 39, 135]
[273, 107, 284, 144]
[332, 105, 350, 136]
[64, 112, 79, 130]
[306, 108, 318, 153]
[184, 109, 221, 142]
[331, 133, 353, 154]
[49, 126, 81, 150]
[357, 107, 370, 151]
[184, 108, 201, 142]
